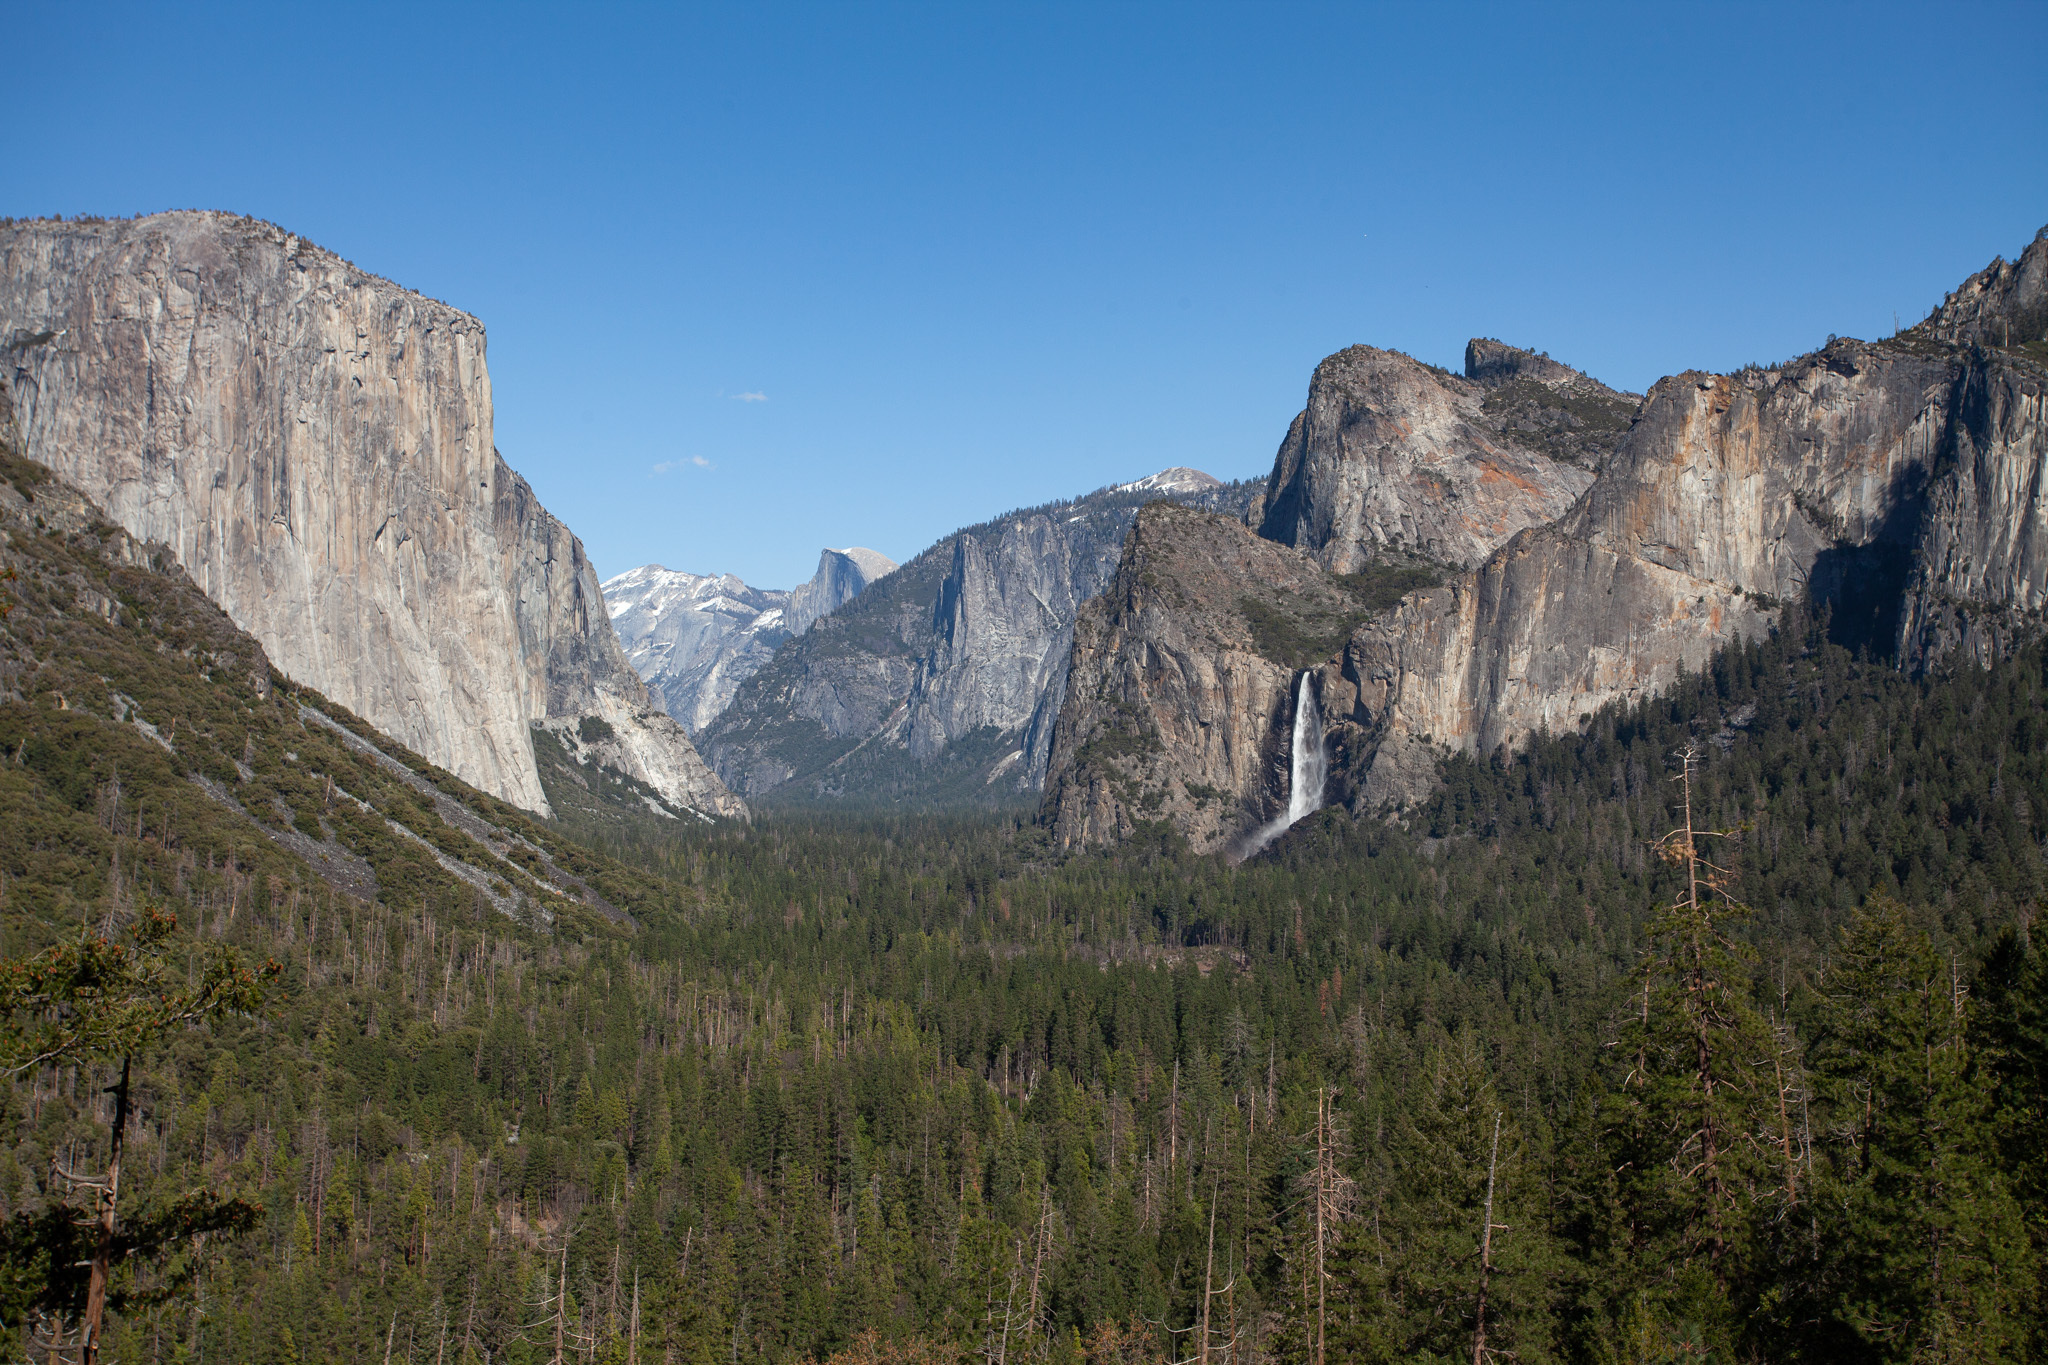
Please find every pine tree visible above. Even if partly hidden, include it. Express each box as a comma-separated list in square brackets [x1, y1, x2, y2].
[1806, 899, 2034, 1361]
[0, 904, 275, 1360]
[1972, 925, 2048, 1355]
[1605, 745, 1778, 1354]
[1340, 1033, 1559, 1364]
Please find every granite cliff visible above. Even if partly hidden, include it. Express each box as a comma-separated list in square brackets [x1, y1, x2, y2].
[1044, 225, 2048, 850]
[790, 546, 897, 636]
[699, 469, 1260, 805]
[1043, 503, 1423, 853]
[1337, 225, 2048, 812]
[0, 211, 743, 820]
[603, 546, 895, 733]
[1250, 341, 1632, 572]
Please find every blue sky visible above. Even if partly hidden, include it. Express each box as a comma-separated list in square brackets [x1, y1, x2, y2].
[10, 3, 2047, 588]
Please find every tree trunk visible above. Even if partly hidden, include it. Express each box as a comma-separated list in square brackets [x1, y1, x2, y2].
[1199, 1187, 1217, 1365]
[1472, 1112, 1502, 1365]
[80, 1055, 131, 1365]
[628, 1270, 640, 1365]
[1315, 1087, 1328, 1365]
[552, 1244, 569, 1365]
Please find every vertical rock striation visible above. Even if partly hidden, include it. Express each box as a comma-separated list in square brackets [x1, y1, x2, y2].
[1046, 230, 2048, 848]
[1044, 503, 1369, 854]
[1340, 226, 2048, 811]
[1043, 341, 1629, 850]
[0, 210, 742, 818]
[789, 547, 897, 637]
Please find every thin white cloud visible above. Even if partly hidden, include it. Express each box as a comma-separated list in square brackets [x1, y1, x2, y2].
[652, 456, 715, 474]
[691, 455, 714, 468]
[731, 391, 767, 403]
[651, 460, 675, 474]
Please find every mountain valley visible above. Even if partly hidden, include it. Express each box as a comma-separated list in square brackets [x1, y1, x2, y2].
[3, 208, 2047, 1365]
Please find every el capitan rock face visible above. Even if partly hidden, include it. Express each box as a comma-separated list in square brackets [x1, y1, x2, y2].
[0, 211, 742, 819]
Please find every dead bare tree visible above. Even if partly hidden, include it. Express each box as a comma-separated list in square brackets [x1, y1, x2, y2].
[1471, 1112, 1508, 1365]
[1290, 1085, 1355, 1365]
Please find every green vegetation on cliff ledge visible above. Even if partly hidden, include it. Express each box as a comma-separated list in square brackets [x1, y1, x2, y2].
[1237, 560, 1439, 669]
[3, 423, 2046, 1363]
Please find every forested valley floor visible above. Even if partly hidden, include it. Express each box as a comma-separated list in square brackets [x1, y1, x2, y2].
[2, 430, 2045, 1363]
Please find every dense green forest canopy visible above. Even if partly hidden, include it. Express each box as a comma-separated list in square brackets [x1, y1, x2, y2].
[2, 431, 2044, 1364]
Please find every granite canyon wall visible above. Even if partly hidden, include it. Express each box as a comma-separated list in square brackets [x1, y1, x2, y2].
[700, 470, 1261, 805]
[0, 211, 742, 819]
[1043, 226, 2048, 850]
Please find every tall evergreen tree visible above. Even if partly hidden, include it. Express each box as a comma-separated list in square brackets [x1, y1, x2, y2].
[1971, 924, 2048, 1356]
[1603, 746, 1779, 1356]
[1338, 1031, 1560, 1364]
[1805, 898, 2033, 1362]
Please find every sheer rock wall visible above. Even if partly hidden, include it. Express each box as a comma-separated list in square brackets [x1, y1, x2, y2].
[0, 211, 742, 818]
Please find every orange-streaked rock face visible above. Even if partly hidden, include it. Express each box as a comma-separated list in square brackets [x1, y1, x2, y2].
[1047, 227, 2048, 845]
[1338, 227, 2048, 811]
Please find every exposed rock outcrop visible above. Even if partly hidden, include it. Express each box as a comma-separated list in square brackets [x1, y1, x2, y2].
[789, 547, 897, 637]
[1250, 343, 1633, 573]
[1044, 503, 1388, 854]
[0, 211, 742, 819]
[700, 473, 1263, 804]
[1924, 224, 2048, 351]
[1046, 226, 2048, 849]
[603, 546, 894, 736]
[1340, 225, 2048, 809]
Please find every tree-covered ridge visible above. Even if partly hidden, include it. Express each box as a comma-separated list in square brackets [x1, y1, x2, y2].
[1, 429, 2044, 1361]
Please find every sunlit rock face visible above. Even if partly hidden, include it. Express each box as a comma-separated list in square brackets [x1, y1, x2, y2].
[1042, 503, 1336, 855]
[0, 210, 742, 818]
[1338, 227, 2048, 810]
[698, 471, 1263, 804]
[1251, 342, 1630, 573]
[1048, 227, 2048, 846]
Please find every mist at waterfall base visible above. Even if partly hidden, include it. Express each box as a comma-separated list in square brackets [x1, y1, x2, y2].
[1240, 672, 1327, 859]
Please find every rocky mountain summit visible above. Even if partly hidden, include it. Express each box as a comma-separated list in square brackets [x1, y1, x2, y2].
[1116, 467, 1224, 497]
[698, 472, 1262, 804]
[0, 211, 743, 820]
[1250, 341, 1634, 573]
[603, 546, 896, 733]
[790, 547, 898, 636]
[1044, 223, 2048, 851]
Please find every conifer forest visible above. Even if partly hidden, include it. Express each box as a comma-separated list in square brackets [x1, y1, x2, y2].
[0, 427, 2044, 1365]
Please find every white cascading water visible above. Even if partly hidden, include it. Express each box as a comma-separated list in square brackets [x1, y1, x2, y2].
[1243, 671, 1326, 856]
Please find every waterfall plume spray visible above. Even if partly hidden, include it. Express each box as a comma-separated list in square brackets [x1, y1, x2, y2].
[1242, 671, 1326, 857]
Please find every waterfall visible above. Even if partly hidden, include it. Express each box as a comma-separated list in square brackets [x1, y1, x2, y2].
[1242, 671, 1326, 856]
[1285, 670, 1327, 824]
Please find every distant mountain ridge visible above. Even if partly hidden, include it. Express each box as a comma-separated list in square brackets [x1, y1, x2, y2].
[603, 546, 896, 733]
[695, 471, 1264, 805]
